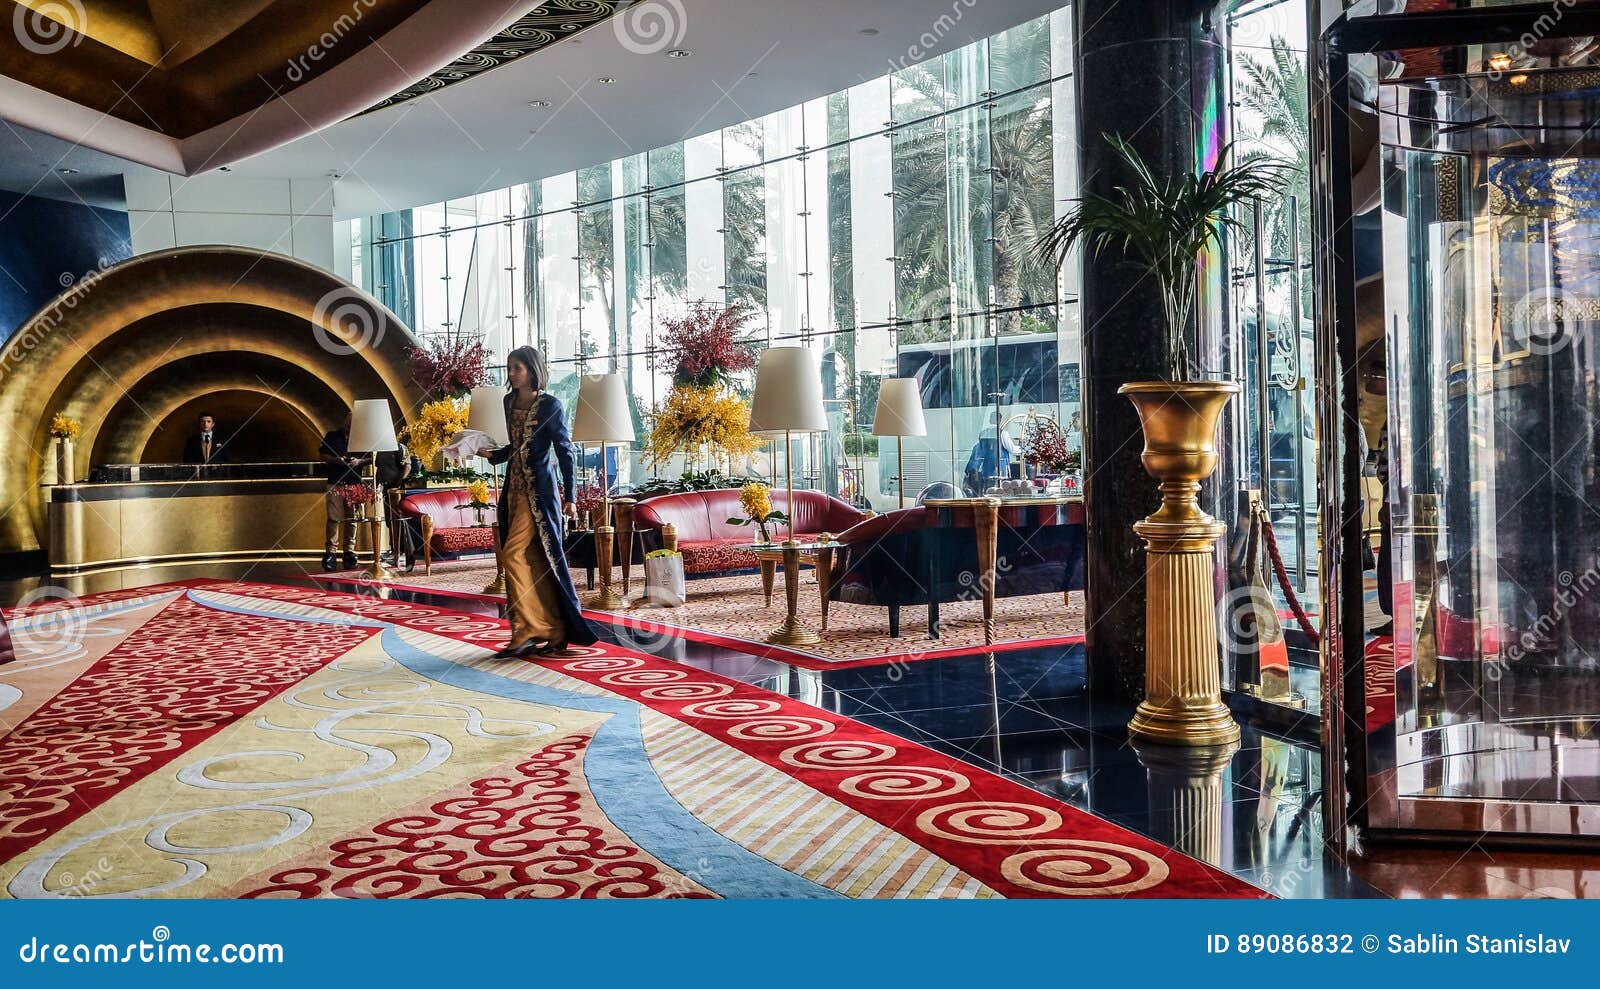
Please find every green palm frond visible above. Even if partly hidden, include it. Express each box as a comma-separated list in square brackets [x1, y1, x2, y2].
[1035, 133, 1287, 379]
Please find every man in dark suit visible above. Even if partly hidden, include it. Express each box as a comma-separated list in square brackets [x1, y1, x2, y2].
[182, 413, 228, 465]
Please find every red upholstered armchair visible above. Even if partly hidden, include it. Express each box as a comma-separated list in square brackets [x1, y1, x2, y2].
[632, 489, 867, 575]
[396, 488, 498, 573]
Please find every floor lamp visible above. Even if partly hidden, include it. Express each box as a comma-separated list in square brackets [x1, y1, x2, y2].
[872, 378, 927, 509]
[572, 372, 635, 609]
[749, 347, 829, 646]
[348, 399, 399, 582]
[468, 385, 511, 595]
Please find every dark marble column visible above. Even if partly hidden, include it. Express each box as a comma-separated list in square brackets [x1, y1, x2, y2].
[1076, 0, 1232, 699]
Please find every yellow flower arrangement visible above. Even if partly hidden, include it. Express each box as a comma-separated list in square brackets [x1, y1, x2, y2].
[49, 413, 80, 440]
[739, 482, 773, 521]
[727, 480, 789, 543]
[644, 384, 759, 468]
[400, 397, 470, 464]
[466, 479, 492, 507]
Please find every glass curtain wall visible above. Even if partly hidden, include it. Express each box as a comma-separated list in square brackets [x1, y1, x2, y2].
[1226, 0, 1318, 709]
[353, 7, 1081, 509]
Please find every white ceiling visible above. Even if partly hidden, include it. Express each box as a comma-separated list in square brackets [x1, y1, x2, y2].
[2, 0, 1066, 219]
[230, 0, 1067, 218]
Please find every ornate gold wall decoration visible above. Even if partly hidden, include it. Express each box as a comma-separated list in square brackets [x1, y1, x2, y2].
[0, 246, 422, 558]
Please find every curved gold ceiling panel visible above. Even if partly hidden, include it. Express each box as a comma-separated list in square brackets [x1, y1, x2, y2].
[0, 246, 423, 557]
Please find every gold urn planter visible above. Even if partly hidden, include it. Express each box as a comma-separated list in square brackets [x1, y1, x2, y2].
[1118, 379, 1241, 747]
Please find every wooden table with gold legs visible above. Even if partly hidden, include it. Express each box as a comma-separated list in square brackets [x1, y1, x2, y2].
[753, 540, 837, 644]
[921, 495, 1084, 645]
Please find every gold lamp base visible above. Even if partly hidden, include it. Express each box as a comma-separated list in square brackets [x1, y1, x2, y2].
[363, 517, 395, 582]
[1120, 380, 1242, 748]
[588, 524, 626, 610]
[766, 617, 821, 647]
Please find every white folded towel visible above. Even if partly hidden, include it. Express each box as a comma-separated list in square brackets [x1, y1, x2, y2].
[439, 429, 501, 463]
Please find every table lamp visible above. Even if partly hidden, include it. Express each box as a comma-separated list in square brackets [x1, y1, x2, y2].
[872, 378, 927, 509]
[571, 373, 635, 608]
[749, 347, 828, 646]
[347, 398, 399, 582]
[468, 385, 511, 595]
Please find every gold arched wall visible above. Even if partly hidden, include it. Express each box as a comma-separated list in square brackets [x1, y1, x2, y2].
[0, 246, 423, 558]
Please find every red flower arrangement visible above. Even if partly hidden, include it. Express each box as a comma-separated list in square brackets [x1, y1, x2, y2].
[575, 483, 606, 523]
[408, 338, 491, 399]
[333, 483, 377, 510]
[1021, 416, 1076, 474]
[661, 302, 757, 388]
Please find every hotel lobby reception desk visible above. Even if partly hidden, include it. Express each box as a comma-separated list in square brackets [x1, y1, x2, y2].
[47, 466, 328, 584]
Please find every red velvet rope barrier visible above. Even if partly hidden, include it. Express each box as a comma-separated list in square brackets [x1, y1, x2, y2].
[1258, 506, 1321, 646]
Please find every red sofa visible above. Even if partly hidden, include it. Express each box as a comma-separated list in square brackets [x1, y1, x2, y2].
[632, 489, 867, 575]
[396, 488, 497, 572]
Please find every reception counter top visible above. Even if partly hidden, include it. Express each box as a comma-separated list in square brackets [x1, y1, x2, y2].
[48, 473, 331, 578]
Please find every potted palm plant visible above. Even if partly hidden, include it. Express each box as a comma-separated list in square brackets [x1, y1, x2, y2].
[1037, 134, 1284, 747]
[1038, 134, 1283, 483]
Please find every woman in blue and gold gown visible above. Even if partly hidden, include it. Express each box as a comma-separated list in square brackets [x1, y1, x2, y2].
[488, 346, 598, 658]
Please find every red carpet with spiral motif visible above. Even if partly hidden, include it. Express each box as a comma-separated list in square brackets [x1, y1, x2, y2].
[0, 580, 1262, 899]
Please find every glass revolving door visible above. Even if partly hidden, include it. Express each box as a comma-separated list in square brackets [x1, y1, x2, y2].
[1322, 3, 1600, 842]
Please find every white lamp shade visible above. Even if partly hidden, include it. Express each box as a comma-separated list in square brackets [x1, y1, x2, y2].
[748, 347, 828, 435]
[467, 386, 510, 445]
[347, 399, 398, 453]
[571, 373, 635, 443]
[872, 378, 927, 437]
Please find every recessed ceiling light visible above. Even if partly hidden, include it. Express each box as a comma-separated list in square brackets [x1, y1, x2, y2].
[860, 27, 880, 36]
[597, 76, 617, 84]
[666, 49, 692, 58]
[219, 165, 232, 172]
[528, 99, 552, 108]
[56, 167, 79, 174]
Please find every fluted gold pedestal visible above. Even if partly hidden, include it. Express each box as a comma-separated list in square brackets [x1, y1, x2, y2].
[1121, 380, 1241, 748]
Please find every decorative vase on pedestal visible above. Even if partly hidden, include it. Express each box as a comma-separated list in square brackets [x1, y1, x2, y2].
[1119, 379, 1241, 747]
[54, 437, 75, 485]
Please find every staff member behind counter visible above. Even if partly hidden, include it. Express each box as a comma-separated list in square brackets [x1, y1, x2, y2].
[181, 413, 229, 465]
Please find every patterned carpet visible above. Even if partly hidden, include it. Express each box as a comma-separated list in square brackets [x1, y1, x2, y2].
[335, 560, 1087, 670]
[0, 580, 1259, 899]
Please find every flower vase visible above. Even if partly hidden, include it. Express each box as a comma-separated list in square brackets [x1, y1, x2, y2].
[473, 505, 486, 527]
[54, 437, 75, 485]
[756, 522, 771, 544]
